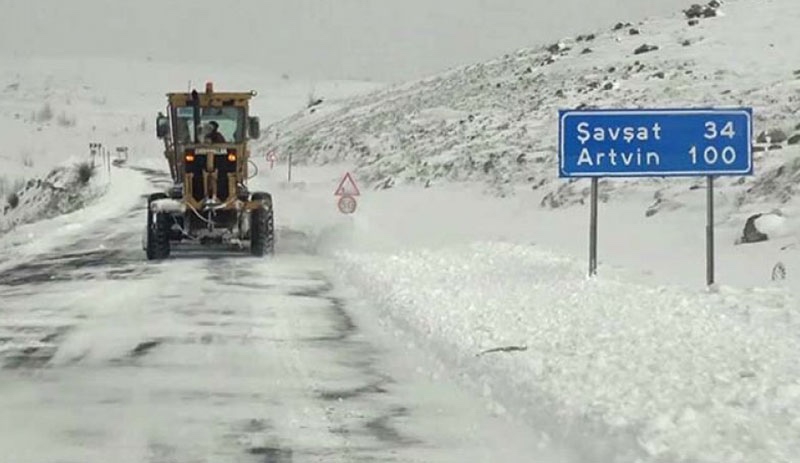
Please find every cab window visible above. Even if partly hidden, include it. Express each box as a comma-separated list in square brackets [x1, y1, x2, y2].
[174, 106, 245, 143]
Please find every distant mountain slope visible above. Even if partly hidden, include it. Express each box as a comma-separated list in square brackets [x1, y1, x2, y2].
[264, 0, 800, 214]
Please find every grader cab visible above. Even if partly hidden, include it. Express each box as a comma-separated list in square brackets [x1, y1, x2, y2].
[144, 82, 274, 260]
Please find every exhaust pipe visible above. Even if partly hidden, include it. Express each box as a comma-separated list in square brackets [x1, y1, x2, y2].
[191, 89, 200, 143]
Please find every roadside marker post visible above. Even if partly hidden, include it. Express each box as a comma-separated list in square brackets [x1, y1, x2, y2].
[558, 108, 753, 285]
[288, 151, 293, 182]
[89, 142, 102, 168]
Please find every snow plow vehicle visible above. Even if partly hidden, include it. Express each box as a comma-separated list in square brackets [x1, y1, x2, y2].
[144, 83, 274, 260]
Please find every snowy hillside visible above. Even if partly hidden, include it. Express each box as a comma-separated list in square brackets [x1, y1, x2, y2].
[264, 0, 800, 208]
[0, 56, 148, 232]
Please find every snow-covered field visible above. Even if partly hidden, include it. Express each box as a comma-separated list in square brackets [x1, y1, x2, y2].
[2, 0, 800, 462]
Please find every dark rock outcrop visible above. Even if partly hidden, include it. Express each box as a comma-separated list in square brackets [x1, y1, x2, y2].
[738, 213, 768, 244]
[684, 2, 720, 19]
[757, 129, 788, 144]
[634, 44, 659, 55]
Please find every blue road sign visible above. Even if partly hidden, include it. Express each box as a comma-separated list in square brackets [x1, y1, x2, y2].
[558, 108, 753, 177]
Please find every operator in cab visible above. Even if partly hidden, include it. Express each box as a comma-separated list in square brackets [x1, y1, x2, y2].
[204, 121, 226, 143]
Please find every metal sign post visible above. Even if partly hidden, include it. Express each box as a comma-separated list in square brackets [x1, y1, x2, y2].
[707, 175, 715, 286]
[559, 108, 753, 284]
[589, 178, 599, 276]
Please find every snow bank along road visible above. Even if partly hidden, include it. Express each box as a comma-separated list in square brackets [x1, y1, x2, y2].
[0, 166, 567, 463]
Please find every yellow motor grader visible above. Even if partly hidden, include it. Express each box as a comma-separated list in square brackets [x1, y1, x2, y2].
[144, 82, 274, 260]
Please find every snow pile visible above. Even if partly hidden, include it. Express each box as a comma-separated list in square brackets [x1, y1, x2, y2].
[264, 0, 800, 206]
[0, 166, 149, 274]
[334, 242, 800, 462]
[0, 162, 107, 234]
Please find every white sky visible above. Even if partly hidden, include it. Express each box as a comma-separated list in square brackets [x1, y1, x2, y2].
[0, 0, 686, 82]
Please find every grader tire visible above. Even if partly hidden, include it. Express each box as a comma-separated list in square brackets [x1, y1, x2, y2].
[250, 206, 275, 257]
[146, 193, 171, 260]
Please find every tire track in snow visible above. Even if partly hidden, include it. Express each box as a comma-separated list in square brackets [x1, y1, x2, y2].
[202, 257, 418, 459]
[0, 165, 563, 462]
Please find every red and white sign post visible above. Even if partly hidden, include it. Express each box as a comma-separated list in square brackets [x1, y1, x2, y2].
[334, 172, 360, 214]
[266, 149, 277, 170]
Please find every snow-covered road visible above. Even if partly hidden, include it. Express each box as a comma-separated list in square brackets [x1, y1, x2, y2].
[0, 167, 564, 463]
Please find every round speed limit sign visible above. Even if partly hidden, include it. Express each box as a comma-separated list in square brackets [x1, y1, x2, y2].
[337, 195, 357, 214]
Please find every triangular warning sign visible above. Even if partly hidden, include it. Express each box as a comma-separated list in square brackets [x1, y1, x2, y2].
[334, 172, 360, 196]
